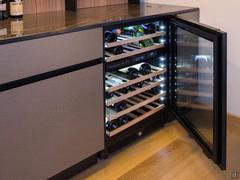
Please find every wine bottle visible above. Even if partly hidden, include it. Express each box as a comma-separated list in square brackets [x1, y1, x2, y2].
[106, 46, 123, 55]
[118, 67, 139, 80]
[0, 0, 9, 20]
[106, 76, 123, 86]
[10, 0, 23, 18]
[130, 63, 152, 75]
[126, 81, 144, 91]
[123, 25, 144, 37]
[127, 67, 139, 80]
[113, 102, 127, 112]
[105, 91, 114, 99]
[118, 115, 130, 126]
[119, 87, 129, 94]
[139, 38, 154, 47]
[139, 63, 152, 75]
[105, 31, 117, 43]
[106, 120, 118, 131]
[148, 77, 156, 82]
[141, 23, 157, 34]
[135, 81, 144, 88]
[112, 29, 122, 36]
[151, 87, 161, 95]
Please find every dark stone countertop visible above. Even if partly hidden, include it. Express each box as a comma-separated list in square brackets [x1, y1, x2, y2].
[0, 3, 198, 44]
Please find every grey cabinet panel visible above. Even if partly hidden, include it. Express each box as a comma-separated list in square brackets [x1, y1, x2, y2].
[0, 64, 104, 180]
[0, 28, 103, 84]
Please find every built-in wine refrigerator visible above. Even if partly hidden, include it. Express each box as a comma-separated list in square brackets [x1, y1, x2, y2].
[102, 17, 227, 170]
[103, 19, 169, 152]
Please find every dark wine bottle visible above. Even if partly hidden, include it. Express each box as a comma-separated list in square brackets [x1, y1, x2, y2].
[130, 63, 152, 75]
[151, 87, 161, 95]
[0, 0, 8, 20]
[141, 23, 157, 34]
[119, 87, 129, 94]
[106, 46, 123, 55]
[118, 115, 130, 126]
[113, 102, 127, 112]
[106, 120, 118, 131]
[10, 0, 23, 18]
[105, 91, 114, 99]
[139, 63, 152, 75]
[118, 67, 139, 80]
[135, 81, 144, 88]
[127, 67, 139, 79]
[105, 31, 117, 43]
[148, 77, 156, 82]
[127, 81, 144, 91]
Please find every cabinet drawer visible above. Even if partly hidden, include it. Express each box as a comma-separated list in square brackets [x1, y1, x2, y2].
[0, 64, 104, 180]
[0, 28, 103, 84]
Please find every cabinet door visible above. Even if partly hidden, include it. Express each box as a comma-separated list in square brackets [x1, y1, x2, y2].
[170, 17, 227, 170]
[0, 28, 102, 85]
[0, 64, 104, 180]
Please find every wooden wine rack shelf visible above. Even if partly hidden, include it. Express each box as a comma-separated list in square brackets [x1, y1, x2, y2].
[106, 91, 166, 121]
[106, 65, 166, 93]
[106, 103, 165, 137]
[105, 44, 164, 63]
[106, 79, 164, 106]
[105, 32, 165, 48]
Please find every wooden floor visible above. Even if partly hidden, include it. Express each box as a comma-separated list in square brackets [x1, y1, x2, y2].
[73, 118, 240, 180]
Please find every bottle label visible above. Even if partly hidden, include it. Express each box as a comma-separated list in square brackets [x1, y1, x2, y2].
[10, 2, 23, 16]
[0, 3, 6, 11]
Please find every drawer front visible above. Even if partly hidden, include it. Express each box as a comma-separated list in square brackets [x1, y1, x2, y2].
[0, 64, 104, 180]
[0, 28, 103, 85]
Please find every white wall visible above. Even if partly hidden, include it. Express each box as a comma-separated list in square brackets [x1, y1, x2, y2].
[143, 0, 240, 116]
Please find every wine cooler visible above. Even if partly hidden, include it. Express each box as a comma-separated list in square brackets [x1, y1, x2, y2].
[103, 17, 227, 170]
[104, 20, 168, 139]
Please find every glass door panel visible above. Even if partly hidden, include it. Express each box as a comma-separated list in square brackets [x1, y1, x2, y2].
[175, 27, 214, 149]
[171, 17, 227, 170]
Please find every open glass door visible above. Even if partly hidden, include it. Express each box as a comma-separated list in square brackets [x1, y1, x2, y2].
[170, 17, 227, 170]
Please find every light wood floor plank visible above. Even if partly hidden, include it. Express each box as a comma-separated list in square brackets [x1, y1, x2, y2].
[119, 139, 225, 180]
[72, 117, 240, 180]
